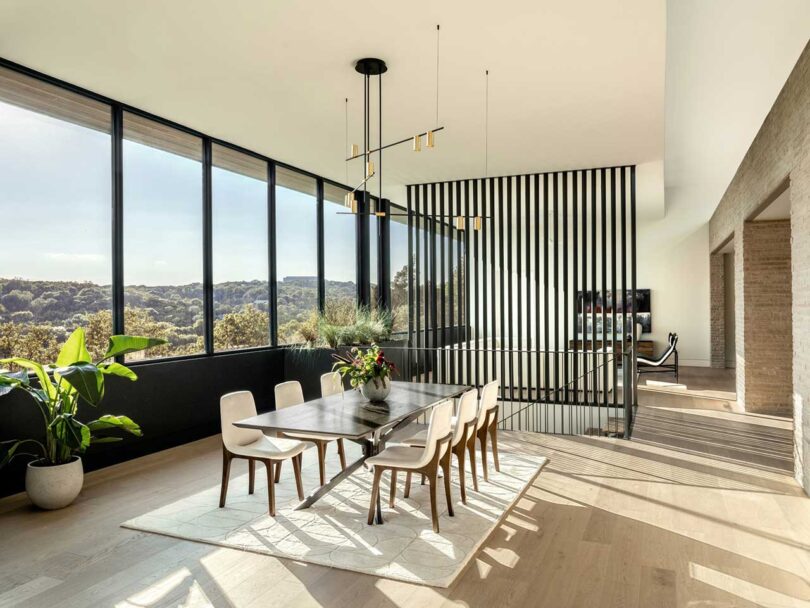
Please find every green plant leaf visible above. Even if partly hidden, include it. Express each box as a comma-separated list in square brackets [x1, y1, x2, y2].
[87, 414, 142, 437]
[102, 335, 167, 360]
[90, 436, 123, 444]
[49, 414, 91, 453]
[56, 362, 104, 405]
[0, 439, 45, 467]
[56, 328, 92, 367]
[99, 362, 138, 381]
[0, 358, 56, 400]
[0, 370, 28, 397]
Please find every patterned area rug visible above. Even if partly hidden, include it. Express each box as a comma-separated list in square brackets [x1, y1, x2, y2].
[122, 443, 548, 588]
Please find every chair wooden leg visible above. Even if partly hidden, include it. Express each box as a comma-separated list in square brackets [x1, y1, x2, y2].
[404, 471, 412, 498]
[292, 454, 305, 501]
[274, 459, 282, 483]
[489, 424, 500, 472]
[337, 438, 347, 470]
[421, 473, 426, 485]
[248, 459, 255, 495]
[467, 436, 479, 492]
[441, 452, 454, 517]
[219, 448, 232, 508]
[367, 467, 384, 525]
[264, 460, 276, 516]
[479, 430, 489, 481]
[389, 470, 397, 508]
[456, 449, 467, 504]
[428, 473, 440, 533]
[316, 441, 327, 486]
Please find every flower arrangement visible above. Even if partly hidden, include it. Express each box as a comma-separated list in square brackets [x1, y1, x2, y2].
[332, 343, 396, 390]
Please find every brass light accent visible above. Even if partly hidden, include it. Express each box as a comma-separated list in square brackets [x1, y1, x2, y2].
[350, 198, 359, 214]
[350, 143, 359, 156]
[427, 130, 435, 148]
[474, 216, 482, 231]
[455, 216, 465, 230]
[366, 160, 374, 177]
[369, 198, 386, 217]
[344, 192, 354, 208]
[413, 134, 422, 152]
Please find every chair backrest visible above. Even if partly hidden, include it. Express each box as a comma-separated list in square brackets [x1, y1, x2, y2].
[220, 391, 262, 449]
[320, 371, 343, 398]
[453, 388, 479, 446]
[416, 399, 454, 468]
[275, 380, 304, 410]
[476, 380, 499, 430]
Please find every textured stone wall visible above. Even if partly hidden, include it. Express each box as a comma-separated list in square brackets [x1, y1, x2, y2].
[710, 253, 725, 368]
[742, 221, 792, 415]
[709, 42, 810, 492]
[734, 231, 745, 405]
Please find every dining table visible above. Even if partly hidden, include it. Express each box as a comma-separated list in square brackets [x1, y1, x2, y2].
[234, 380, 470, 523]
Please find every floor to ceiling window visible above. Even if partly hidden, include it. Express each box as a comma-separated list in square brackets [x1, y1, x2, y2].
[0, 61, 408, 362]
[212, 144, 270, 351]
[323, 183, 357, 319]
[390, 204, 409, 333]
[0, 66, 112, 362]
[370, 210, 379, 309]
[122, 112, 204, 360]
[275, 166, 318, 344]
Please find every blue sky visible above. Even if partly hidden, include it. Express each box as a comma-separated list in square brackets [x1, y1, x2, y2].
[0, 100, 362, 286]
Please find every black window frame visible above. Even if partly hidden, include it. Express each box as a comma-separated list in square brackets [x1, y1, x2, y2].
[0, 56, 394, 365]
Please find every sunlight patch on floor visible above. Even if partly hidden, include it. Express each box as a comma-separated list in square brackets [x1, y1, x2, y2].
[690, 562, 810, 608]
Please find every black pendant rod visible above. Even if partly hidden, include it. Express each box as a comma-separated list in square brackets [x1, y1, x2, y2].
[378, 72, 382, 208]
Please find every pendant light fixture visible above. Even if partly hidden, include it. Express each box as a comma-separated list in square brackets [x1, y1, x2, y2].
[343, 25, 447, 215]
[340, 26, 484, 232]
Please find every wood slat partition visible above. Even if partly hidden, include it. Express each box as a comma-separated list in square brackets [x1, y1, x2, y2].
[405, 166, 636, 435]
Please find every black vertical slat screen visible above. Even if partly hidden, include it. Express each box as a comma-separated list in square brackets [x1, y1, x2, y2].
[439, 183, 446, 383]
[403, 164, 635, 435]
[464, 181, 472, 388]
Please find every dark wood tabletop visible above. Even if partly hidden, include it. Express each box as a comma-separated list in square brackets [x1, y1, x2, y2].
[234, 381, 470, 440]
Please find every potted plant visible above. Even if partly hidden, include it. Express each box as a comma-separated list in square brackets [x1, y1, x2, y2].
[332, 343, 396, 402]
[0, 328, 165, 509]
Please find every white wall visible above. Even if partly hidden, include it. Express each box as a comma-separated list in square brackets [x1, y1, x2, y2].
[637, 219, 711, 366]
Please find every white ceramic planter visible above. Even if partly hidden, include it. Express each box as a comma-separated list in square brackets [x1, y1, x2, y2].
[26, 456, 83, 510]
[361, 376, 391, 402]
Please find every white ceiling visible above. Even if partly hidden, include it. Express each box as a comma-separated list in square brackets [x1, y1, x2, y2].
[0, 0, 665, 205]
[664, 0, 810, 234]
[0, 0, 806, 224]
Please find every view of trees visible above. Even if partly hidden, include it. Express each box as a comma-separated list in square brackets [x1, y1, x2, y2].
[0, 269, 410, 363]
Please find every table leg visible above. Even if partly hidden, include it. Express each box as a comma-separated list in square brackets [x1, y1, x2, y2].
[367, 437, 384, 524]
[293, 454, 365, 511]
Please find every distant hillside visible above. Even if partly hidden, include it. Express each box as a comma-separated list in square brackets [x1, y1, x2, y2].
[0, 276, 355, 329]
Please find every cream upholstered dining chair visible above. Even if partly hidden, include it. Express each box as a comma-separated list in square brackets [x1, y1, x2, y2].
[476, 380, 501, 481]
[274, 380, 346, 486]
[320, 371, 343, 398]
[365, 399, 455, 533]
[219, 391, 306, 516]
[401, 388, 479, 504]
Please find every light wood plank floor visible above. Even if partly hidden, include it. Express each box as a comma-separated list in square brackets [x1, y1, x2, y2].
[1, 411, 808, 608]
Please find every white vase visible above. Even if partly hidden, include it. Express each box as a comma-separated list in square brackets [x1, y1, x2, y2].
[361, 377, 391, 402]
[26, 456, 83, 510]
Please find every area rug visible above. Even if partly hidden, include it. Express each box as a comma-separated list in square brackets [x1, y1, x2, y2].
[122, 443, 548, 588]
